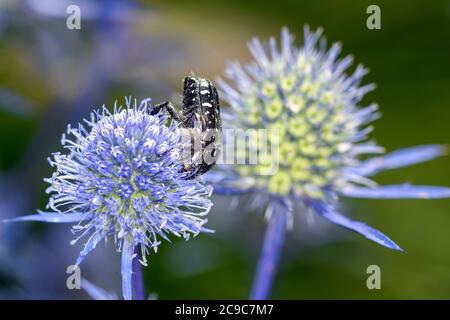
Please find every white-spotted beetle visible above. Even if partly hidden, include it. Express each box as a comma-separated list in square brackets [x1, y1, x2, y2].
[151, 76, 222, 179]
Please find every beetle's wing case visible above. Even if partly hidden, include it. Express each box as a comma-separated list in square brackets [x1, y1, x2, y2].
[181, 77, 220, 129]
[181, 76, 221, 177]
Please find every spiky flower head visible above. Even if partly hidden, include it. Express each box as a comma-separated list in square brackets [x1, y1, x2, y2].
[212, 27, 450, 249]
[219, 26, 378, 200]
[9, 98, 213, 299]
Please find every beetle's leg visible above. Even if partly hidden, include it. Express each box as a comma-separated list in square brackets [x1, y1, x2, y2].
[150, 101, 183, 122]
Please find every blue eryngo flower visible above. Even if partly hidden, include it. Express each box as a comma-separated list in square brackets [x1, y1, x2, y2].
[211, 27, 450, 298]
[215, 26, 450, 246]
[6, 98, 213, 300]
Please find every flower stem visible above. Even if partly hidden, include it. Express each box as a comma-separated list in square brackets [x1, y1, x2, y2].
[250, 207, 287, 300]
[132, 245, 145, 300]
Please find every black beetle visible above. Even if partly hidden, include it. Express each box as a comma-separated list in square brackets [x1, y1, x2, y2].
[151, 76, 222, 179]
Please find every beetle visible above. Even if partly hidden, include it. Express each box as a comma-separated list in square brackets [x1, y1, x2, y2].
[151, 76, 222, 179]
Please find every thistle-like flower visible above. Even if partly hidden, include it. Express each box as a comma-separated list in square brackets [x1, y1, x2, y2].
[211, 27, 450, 299]
[6, 98, 213, 299]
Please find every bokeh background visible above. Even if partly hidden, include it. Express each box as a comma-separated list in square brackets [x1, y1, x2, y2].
[0, 0, 449, 299]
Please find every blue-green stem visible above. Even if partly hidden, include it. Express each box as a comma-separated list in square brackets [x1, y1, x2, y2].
[132, 245, 145, 300]
[250, 207, 287, 300]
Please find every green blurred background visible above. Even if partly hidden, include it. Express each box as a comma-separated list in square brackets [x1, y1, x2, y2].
[0, 0, 449, 299]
